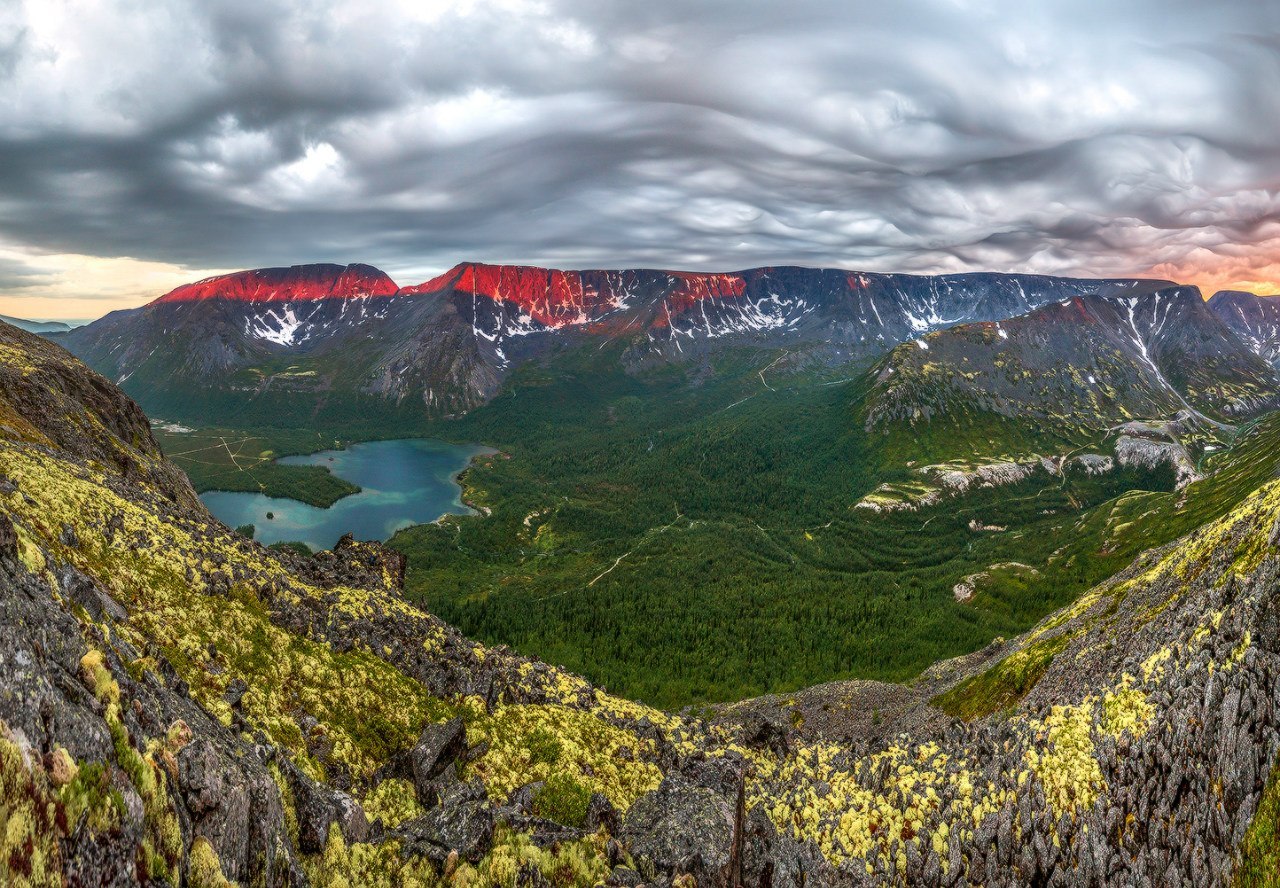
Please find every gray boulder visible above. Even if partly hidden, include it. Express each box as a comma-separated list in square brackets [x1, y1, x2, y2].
[411, 717, 468, 805]
[620, 775, 734, 884]
[394, 780, 494, 864]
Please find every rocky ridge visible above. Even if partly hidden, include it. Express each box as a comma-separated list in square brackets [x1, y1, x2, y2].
[1211, 290, 1280, 369]
[153, 264, 399, 304]
[864, 288, 1280, 441]
[855, 414, 1204, 513]
[4, 321, 1280, 885]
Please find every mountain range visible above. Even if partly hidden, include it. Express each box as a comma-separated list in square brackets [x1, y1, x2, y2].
[57, 261, 1186, 425]
[866, 286, 1280, 446]
[1210, 289, 1280, 369]
[43, 261, 1280, 708]
[53, 262, 1280, 495]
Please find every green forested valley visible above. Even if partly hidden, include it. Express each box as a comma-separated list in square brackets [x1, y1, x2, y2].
[149, 343, 1280, 709]
[385, 346, 1271, 708]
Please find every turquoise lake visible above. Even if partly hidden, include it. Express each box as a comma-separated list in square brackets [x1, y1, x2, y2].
[200, 438, 492, 551]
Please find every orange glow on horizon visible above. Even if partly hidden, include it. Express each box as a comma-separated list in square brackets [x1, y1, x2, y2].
[1144, 253, 1280, 299]
[1186, 277, 1280, 298]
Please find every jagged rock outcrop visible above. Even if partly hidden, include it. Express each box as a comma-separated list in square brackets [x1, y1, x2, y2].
[1114, 433, 1198, 487]
[856, 456, 1058, 513]
[410, 719, 468, 804]
[855, 411, 1208, 512]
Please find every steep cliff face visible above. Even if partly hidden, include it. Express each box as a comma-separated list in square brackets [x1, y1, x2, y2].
[7, 321, 1280, 886]
[404, 263, 670, 328]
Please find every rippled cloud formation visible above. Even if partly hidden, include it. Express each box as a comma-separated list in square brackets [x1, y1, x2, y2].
[1, 0, 1278, 315]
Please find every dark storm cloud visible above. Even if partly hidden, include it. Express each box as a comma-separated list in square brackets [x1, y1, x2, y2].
[2, 0, 1280, 296]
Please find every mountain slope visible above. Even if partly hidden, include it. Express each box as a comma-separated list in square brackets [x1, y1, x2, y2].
[4, 320, 1280, 885]
[58, 261, 1168, 426]
[1210, 289, 1280, 369]
[863, 287, 1280, 468]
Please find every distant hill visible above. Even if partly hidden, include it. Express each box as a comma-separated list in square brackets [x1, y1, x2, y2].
[0, 313, 75, 333]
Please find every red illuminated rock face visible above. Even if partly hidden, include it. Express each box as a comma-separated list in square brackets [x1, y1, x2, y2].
[664, 271, 746, 307]
[404, 263, 748, 327]
[153, 263, 399, 304]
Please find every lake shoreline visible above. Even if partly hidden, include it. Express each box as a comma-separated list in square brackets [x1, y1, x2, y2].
[199, 438, 495, 550]
[192, 435, 503, 510]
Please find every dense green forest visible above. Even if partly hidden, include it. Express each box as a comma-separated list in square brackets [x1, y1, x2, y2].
[155, 342, 1280, 709]
[386, 345, 1266, 708]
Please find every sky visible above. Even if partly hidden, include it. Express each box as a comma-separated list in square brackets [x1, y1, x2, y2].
[1, 0, 1279, 319]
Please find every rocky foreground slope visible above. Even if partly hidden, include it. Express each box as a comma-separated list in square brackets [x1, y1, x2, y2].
[3, 321, 1280, 886]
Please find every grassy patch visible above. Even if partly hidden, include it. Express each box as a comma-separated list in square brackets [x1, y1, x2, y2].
[532, 773, 593, 828]
[931, 633, 1072, 721]
[1234, 757, 1280, 887]
[155, 427, 359, 507]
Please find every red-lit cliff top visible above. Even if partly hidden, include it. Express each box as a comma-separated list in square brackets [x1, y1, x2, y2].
[403, 262, 748, 327]
[152, 263, 399, 304]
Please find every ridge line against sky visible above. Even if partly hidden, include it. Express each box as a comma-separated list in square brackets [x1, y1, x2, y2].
[1, 0, 1279, 319]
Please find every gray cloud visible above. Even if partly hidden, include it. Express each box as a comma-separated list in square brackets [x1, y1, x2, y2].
[1, 0, 1279, 294]
[0, 254, 51, 290]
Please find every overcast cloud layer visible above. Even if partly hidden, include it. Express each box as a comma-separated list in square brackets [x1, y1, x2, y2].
[2, 0, 1280, 316]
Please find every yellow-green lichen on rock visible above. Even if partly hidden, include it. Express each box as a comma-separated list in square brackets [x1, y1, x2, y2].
[7, 305, 1280, 885]
[465, 702, 663, 812]
[0, 722, 63, 888]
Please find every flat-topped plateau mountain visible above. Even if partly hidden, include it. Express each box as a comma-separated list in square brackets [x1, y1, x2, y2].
[56, 262, 1175, 426]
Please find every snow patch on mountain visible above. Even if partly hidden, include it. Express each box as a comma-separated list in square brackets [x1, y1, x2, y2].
[664, 291, 815, 340]
[246, 305, 307, 346]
